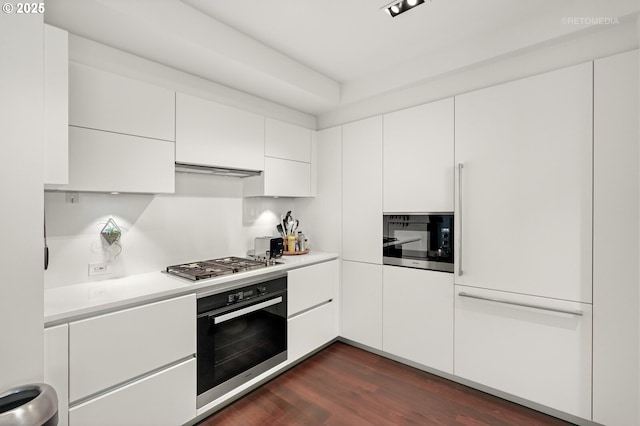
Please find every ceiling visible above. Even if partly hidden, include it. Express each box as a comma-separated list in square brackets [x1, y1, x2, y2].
[45, 0, 639, 116]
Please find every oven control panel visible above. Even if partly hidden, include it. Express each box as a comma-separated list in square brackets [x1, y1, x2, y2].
[197, 274, 287, 314]
[226, 285, 268, 304]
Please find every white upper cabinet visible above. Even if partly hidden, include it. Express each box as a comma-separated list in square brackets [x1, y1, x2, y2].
[176, 92, 264, 171]
[243, 157, 311, 197]
[65, 64, 175, 193]
[383, 98, 454, 213]
[342, 116, 383, 264]
[454, 63, 593, 303]
[69, 63, 175, 141]
[265, 118, 311, 163]
[244, 119, 314, 197]
[64, 127, 175, 194]
[592, 50, 639, 426]
[44, 24, 68, 186]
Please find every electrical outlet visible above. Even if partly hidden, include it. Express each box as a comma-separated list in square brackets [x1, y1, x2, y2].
[88, 262, 111, 276]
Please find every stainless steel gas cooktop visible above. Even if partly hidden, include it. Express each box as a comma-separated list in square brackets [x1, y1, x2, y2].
[165, 256, 277, 281]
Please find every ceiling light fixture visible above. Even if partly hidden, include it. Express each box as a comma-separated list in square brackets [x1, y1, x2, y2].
[384, 0, 426, 17]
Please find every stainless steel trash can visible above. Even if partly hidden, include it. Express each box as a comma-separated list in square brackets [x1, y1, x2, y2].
[0, 383, 58, 426]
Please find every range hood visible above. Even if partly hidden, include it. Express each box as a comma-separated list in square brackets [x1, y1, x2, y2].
[174, 162, 262, 178]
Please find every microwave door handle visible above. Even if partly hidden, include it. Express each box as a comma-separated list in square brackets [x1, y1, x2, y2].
[212, 296, 283, 325]
[458, 163, 464, 276]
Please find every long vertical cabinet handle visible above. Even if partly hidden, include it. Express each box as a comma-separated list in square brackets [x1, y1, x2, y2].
[457, 163, 464, 276]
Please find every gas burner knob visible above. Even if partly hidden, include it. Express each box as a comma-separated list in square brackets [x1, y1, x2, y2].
[256, 286, 266, 295]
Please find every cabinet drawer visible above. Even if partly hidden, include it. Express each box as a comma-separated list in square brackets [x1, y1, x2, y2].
[69, 294, 195, 402]
[69, 62, 175, 142]
[265, 118, 311, 162]
[454, 286, 591, 419]
[288, 302, 336, 363]
[288, 260, 337, 316]
[69, 358, 195, 426]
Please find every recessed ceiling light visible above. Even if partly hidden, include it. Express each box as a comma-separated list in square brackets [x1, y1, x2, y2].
[383, 0, 426, 18]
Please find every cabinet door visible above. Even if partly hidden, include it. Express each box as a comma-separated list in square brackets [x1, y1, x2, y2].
[65, 126, 175, 194]
[243, 157, 311, 197]
[69, 63, 175, 141]
[44, 24, 68, 186]
[454, 285, 592, 419]
[263, 157, 311, 197]
[69, 358, 195, 426]
[176, 93, 264, 171]
[288, 302, 336, 363]
[383, 266, 453, 373]
[342, 116, 383, 264]
[265, 118, 311, 162]
[69, 294, 195, 402]
[44, 324, 69, 426]
[341, 261, 382, 349]
[454, 63, 592, 302]
[288, 260, 337, 316]
[593, 50, 639, 426]
[383, 98, 454, 212]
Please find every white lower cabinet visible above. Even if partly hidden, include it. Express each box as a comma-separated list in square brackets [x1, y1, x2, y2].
[69, 358, 195, 426]
[382, 267, 453, 374]
[44, 324, 69, 426]
[288, 302, 336, 363]
[454, 285, 592, 419]
[341, 261, 382, 350]
[69, 294, 196, 402]
[287, 260, 338, 363]
[288, 260, 337, 316]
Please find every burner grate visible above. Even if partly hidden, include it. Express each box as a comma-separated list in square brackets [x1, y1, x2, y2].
[166, 256, 268, 281]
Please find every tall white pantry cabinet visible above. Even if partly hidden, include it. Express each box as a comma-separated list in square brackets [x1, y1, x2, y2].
[341, 116, 384, 350]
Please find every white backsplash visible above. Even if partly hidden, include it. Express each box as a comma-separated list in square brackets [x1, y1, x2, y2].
[44, 173, 294, 289]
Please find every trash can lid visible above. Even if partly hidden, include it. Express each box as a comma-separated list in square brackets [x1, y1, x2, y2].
[0, 383, 58, 426]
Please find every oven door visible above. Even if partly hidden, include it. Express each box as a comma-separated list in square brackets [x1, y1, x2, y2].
[196, 288, 287, 408]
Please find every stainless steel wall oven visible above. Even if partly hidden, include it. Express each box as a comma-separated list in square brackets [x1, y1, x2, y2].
[196, 274, 287, 408]
[383, 213, 454, 272]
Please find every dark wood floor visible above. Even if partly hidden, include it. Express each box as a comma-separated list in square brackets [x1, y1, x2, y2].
[198, 342, 574, 426]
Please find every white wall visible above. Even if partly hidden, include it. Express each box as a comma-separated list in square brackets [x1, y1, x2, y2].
[0, 13, 44, 389]
[44, 174, 294, 289]
[294, 126, 342, 255]
[319, 17, 639, 129]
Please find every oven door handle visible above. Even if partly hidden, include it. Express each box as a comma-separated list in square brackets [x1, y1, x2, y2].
[212, 296, 283, 325]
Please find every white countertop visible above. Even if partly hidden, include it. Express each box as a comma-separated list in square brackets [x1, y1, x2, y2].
[44, 251, 338, 326]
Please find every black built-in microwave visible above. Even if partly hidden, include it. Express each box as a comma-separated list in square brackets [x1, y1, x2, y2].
[383, 213, 454, 273]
